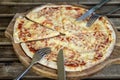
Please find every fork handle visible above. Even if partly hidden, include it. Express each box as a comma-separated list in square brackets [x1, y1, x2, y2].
[106, 7, 120, 15]
[93, 0, 110, 10]
[14, 63, 34, 80]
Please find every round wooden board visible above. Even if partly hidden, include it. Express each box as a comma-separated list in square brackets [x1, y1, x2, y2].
[4, 5, 120, 80]
[11, 41, 120, 80]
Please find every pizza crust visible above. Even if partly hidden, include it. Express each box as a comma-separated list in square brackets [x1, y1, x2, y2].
[13, 16, 23, 43]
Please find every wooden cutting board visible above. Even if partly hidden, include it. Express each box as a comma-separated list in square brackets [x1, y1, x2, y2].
[5, 13, 120, 80]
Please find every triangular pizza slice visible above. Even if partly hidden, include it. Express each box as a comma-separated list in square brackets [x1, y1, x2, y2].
[26, 5, 64, 33]
[13, 16, 60, 43]
[61, 5, 88, 34]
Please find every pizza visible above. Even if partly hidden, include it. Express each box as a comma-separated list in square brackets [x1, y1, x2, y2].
[13, 4, 116, 71]
[13, 16, 60, 43]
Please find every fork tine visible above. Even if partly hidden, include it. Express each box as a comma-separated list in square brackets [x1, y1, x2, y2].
[38, 47, 51, 57]
[41, 48, 51, 56]
[87, 14, 100, 27]
[31, 47, 51, 64]
[36, 47, 51, 55]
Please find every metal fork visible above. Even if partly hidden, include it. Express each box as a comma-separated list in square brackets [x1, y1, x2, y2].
[87, 7, 120, 27]
[14, 47, 51, 80]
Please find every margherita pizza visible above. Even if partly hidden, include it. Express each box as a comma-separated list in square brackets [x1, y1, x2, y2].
[13, 4, 116, 71]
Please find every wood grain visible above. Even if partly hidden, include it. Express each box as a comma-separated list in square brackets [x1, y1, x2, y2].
[0, 0, 120, 5]
[4, 7, 120, 79]
[1, 1, 120, 79]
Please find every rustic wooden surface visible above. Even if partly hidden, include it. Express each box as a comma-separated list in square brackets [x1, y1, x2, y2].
[0, 0, 120, 80]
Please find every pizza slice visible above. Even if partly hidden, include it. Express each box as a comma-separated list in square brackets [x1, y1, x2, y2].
[26, 5, 64, 33]
[13, 16, 60, 43]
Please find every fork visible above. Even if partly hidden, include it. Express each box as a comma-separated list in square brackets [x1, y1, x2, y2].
[14, 47, 51, 80]
[87, 7, 120, 27]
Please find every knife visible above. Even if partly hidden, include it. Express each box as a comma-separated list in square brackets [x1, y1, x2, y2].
[57, 49, 66, 80]
[76, 0, 111, 21]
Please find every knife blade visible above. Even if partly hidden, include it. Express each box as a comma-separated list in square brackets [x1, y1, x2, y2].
[76, 0, 110, 21]
[57, 49, 66, 80]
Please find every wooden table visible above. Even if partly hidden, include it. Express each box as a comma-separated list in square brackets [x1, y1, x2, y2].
[0, 0, 120, 80]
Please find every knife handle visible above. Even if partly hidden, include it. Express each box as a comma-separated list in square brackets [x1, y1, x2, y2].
[93, 0, 110, 10]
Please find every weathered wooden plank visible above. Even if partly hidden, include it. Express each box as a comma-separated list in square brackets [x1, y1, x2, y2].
[0, 62, 44, 79]
[0, 31, 5, 38]
[0, 46, 18, 62]
[0, 14, 120, 17]
[0, 62, 120, 79]
[107, 14, 120, 18]
[0, 47, 16, 57]
[89, 64, 120, 79]
[0, 38, 11, 43]
[1, 14, 120, 17]
[110, 18, 120, 27]
[0, 42, 12, 45]
[0, 17, 12, 27]
[116, 26, 120, 31]
[0, 46, 18, 61]
[0, 6, 36, 14]
[0, 5, 119, 14]
[0, 27, 6, 30]
[0, 14, 15, 17]
[0, 0, 120, 5]
[0, 58, 18, 62]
